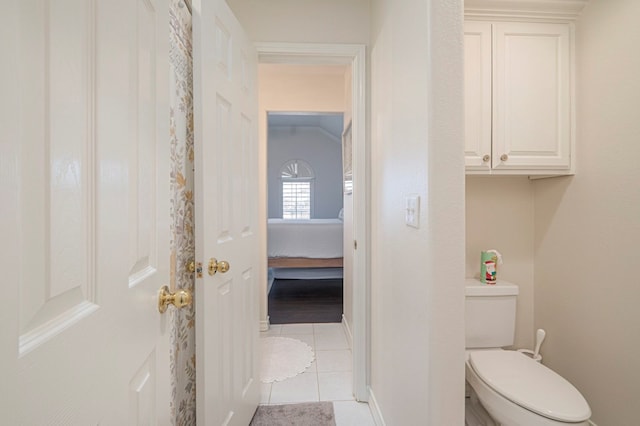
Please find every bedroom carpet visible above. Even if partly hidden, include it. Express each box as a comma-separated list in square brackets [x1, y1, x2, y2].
[268, 278, 343, 324]
[249, 402, 336, 426]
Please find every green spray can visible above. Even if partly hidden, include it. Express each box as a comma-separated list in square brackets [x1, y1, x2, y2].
[480, 249, 503, 284]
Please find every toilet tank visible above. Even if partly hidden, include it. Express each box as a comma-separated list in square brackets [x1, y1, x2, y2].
[465, 278, 519, 349]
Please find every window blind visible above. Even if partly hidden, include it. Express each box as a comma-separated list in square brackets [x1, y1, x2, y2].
[282, 181, 311, 219]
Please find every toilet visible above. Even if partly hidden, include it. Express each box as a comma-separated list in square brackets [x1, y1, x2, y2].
[465, 279, 591, 426]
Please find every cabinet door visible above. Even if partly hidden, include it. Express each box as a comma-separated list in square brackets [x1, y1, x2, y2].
[492, 22, 571, 171]
[464, 21, 493, 172]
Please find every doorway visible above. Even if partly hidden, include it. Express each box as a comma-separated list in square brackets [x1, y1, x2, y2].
[266, 111, 346, 325]
[256, 43, 368, 402]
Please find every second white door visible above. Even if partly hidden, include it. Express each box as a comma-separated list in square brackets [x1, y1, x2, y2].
[193, 0, 261, 424]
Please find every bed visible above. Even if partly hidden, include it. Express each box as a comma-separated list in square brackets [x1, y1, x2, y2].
[267, 218, 344, 268]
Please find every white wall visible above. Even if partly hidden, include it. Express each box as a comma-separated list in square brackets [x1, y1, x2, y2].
[370, 0, 465, 424]
[466, 176, 535, 350]
[533, 0, 640, 424]
[240, 3, 467, 423]
[259, 65, 347, 114]
[227, 0, 370, 45]
[267, 126, 343, 219]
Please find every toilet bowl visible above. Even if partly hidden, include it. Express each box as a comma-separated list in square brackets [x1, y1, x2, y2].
[466, 350, 591, 426]
[464, 279, 591, 426]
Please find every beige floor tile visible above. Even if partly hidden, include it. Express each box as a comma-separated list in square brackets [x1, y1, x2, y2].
[318, 372, 354, 401]
[269, 372, 319, 404]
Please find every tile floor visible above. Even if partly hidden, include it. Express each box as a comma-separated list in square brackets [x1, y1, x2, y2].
[260, 322, 376, 425]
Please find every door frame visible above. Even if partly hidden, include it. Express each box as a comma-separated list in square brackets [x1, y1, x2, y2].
[256, 42, 369, 401]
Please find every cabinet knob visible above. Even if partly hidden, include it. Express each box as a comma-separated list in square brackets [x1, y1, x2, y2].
[500, 154, 509, 162]
[482, 154, 490, 162]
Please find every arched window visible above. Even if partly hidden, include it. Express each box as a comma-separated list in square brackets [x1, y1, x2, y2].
[280, 159, 314, 219]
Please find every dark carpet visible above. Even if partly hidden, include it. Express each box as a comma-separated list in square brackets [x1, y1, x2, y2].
[268, 278, 343, 324]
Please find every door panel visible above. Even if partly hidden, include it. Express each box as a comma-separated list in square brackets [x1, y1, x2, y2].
[19, 0, 98, 355]
[464, 21, 493, 171]
[129, 351, 159, 424]
[193, 0, 260, 424]
[1, 0, 170, 423]
[215, 94, 233, 241]
[130, 0, 160, 285]
[493, 22, 571, 170]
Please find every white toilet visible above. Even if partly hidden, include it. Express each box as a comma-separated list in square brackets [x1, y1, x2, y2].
[465, 279, 591, 426]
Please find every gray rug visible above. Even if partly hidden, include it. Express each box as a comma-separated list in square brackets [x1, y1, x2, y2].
[249, 402, 336, 426]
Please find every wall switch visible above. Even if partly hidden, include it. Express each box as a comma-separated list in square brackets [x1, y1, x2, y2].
[405, 195, 420, 228]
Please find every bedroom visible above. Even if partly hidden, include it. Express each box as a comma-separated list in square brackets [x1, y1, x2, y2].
[267, 110, 346, 323]
[260, 63, 351, 326]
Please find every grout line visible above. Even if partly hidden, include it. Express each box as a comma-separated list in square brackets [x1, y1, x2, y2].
[314, 326, 321, 401]
[262, 323, 356, 405]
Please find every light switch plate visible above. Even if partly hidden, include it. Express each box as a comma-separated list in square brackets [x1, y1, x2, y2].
[405, 195, 420, 228]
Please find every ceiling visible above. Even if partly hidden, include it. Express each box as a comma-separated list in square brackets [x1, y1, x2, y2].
[268, 112, 345, 141]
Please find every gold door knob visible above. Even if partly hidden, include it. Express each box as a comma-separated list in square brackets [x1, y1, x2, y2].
[209, 257, 231, 275]
[500, 153, 509, 162]
[158, 285, 192, 314]
[482, 154, 490, 162]
[208, 258, 230, 275]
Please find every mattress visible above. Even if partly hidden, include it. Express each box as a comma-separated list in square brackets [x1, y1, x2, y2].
[267, 218, 344, 259]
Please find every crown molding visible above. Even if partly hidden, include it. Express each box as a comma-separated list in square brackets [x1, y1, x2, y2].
[465, 0, 588, 21]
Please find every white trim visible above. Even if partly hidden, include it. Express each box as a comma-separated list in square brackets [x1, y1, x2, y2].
[368, 387, 387, 426]
[465, 0, 588, 22]
[569, 21, 576, 176]
[256, 42, 369, 402]
[257, 42, 366, 65]
[341, 314, 353, 348]
[588, 420, 598, 426]
[259, 318, 270, 332]
[350, 42, 369, 403]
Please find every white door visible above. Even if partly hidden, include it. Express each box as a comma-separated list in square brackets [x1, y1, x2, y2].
[192, 0, 260, 425]
[0, 0, 171, 424]
[492, 22, 571, 171]
[464, 21, 492, 172]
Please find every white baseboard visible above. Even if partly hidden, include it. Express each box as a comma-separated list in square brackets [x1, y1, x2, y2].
[368, 387, 386, 426]
[341, 314, 353, 349]
[259, 317, 270, 332]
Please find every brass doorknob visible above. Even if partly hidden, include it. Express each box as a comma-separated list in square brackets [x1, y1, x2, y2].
[208, 258, 230, 275]
[482, 154, 490, 162]
[158, 285, 192, 313]
[500, 153, 509, 162]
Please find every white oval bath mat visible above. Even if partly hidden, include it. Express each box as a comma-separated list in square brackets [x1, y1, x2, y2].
[260, 337, 315, 383]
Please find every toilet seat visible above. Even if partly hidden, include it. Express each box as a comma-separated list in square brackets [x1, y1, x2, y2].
[468, 350, 591, 423]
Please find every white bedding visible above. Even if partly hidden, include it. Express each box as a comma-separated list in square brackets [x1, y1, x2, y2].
[267, 218, 344, 259]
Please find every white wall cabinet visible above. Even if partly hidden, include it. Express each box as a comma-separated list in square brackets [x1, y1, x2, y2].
[465, 20, 573, 175]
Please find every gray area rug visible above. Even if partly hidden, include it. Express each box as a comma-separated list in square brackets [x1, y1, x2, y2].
[249, 402, 336, 426]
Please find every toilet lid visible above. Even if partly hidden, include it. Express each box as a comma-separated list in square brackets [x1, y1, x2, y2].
[469, 351, 591, 422]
